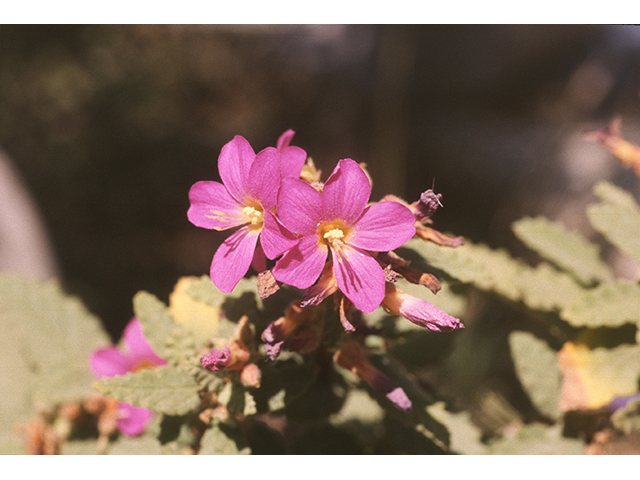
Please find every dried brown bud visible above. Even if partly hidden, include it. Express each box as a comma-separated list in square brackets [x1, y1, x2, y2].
[257, 270, 281, 299]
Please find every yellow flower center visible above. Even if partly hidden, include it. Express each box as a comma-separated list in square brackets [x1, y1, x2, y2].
[317, 221, 351, 254]
[242, 206, 264, 226]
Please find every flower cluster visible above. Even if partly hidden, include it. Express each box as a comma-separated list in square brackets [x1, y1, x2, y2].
[188, 131, 464, 409]
[188, 131, 461, 318]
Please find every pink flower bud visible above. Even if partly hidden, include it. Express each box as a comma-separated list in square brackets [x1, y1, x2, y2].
[382, 283, 464, 332]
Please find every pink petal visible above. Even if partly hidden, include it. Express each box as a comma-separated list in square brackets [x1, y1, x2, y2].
[277, 177, 323, 235]
[251, 243, 267, 273]
[386, 387, 412, 411]
[332, 245, 385, 314]
[350, 201, 416, 252]
[322, 159, 370, 224]
[247, 147, 281, 209]
[260, 210, 299, 260]
[89, 347, 133, 378]
[280, 146, 307, 179]
[272, 234, 328, 289]
[276, 129, 296, 150]
[211, 226, 261, 293]
[116, 403, 154, 437]
[217, 136, 255, 202]
[187, 181, 246, 230]
[121, 318, 166, 366]
[276, 130, 307, 178]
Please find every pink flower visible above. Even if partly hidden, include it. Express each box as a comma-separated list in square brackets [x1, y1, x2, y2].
[187, 135, 299, 292]
[272, 159, 416, 313]
[89, 318, 166, 436]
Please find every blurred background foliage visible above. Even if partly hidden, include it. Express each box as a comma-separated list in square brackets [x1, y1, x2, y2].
[2, 26, 640, 447]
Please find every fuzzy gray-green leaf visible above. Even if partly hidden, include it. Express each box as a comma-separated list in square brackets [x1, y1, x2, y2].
[93, 365, 201, 415]
[587, 181, 640, 265]
[488, 424, 583, 454]
[0, 274, 110, 435]
[509, 331, 562, 419]
[133, 291, 196, 363]
[401, 238, 582, 313]
[561, 281, 640, 328]
[427, 402, 488, 455]
[198, 422, 250, 455]
[512, 216, 611, 285]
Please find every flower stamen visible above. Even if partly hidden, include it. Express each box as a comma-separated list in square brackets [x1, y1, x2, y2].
[242, 206, 264, 226]
[318, 221, 350, 248]
[323, 228, 344, 241]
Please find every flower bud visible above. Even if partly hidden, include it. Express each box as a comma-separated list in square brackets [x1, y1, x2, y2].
[239, 363, 262, 388]
[411, 189, 443, 222]
[200, 340, 251, 372]
[382, 283, 464, 332]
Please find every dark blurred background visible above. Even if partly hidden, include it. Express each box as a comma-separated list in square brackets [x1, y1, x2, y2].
[1, 25, 640, 340]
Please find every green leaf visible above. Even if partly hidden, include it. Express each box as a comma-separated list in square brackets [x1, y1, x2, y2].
[517, 262, 584, 312]
[0, 274, 110, 435]
[512, 216, 611, 285]
[587, 181, 640, 265]
[198, 422, 250, 455]
[561, 281, 640, 328]
[330, 389, 384, 429]
[217, 380, 251, 416]
[426, 402, 488, 455]
[488, 424, 583, 454]
[157, 414, 199, 453]
[509, 331, 562, 420]
[400, 238, 582, 312]
[93, 365, 201, 415]
[399, 239, 521, 301]
[183, 275, 228, 307]
[133, 291, 196, 363]
[181, 275, 265, 339]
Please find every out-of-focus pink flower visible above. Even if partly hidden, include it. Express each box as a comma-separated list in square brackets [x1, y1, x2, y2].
[382, 283, 464, 332]
[272, 159, 416, 313]
[187, 135, 299, 292]
[89, 318, 166, 437]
